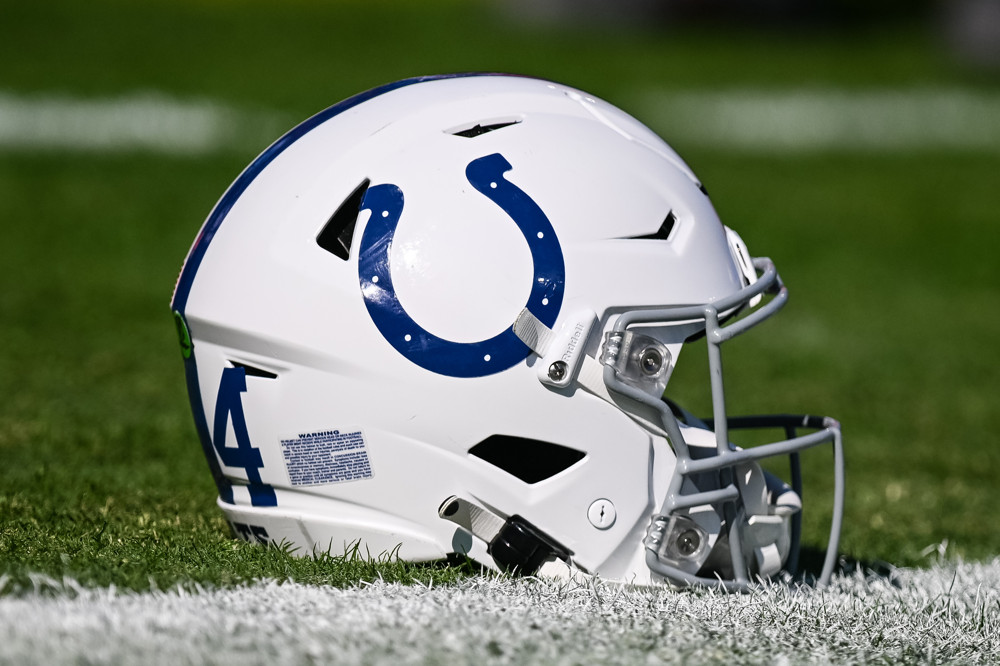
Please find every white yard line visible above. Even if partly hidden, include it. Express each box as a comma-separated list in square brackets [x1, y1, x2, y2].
[2, 87, 1000, 156]
[0, 91, 287, 155]
[1, 559, 998, 664]
[635, 87, 1000, 152]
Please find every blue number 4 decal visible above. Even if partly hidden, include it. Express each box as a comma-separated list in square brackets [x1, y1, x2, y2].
[213, 366, 277, 506]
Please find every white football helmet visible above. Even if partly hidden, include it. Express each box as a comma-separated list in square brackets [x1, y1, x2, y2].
[171, 74, 845, 589]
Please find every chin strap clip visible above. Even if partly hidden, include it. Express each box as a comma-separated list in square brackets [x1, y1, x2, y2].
[438, 496, 573, 575]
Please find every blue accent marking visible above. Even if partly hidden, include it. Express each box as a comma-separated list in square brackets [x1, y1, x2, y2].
[466, 153, 564, 328]
[168, 74, 504, 502]
[213, 366, 277, 507]
[180, 333, 233, 504]
[358, 152, 564, 377]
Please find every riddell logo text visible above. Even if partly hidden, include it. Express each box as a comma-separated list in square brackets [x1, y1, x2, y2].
[562, 322, 586, 362]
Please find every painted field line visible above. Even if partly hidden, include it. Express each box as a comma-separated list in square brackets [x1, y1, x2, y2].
[3, 87, 1000, 155]
[635, 86, 1000, 152]
[0, 90, 288, 155]
[1, 559, 999, 664]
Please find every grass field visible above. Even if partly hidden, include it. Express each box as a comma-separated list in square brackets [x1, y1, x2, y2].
[2, 0, 1000, 603]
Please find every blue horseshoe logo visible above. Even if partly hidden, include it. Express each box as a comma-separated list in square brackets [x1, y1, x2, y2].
[357, 153, 565, 378]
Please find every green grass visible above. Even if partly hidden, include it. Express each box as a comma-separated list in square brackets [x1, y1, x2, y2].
[2, 0, 999, 592]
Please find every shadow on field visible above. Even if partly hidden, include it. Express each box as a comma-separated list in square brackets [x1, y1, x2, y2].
[798, 546, 901, 587]
[429, 550, 904, 590]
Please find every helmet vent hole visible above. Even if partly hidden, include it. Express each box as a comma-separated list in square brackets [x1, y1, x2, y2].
[451, 120, 521, 138]
[317, 179, 370, 260]
[229, 361, 277, 379]
[630, 210, 677, 241]
[468, 435, 586, 484]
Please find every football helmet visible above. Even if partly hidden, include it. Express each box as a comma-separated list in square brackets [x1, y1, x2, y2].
[171, 74, 845, 588]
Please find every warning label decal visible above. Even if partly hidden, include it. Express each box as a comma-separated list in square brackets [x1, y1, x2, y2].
[280, 429, 373, 486]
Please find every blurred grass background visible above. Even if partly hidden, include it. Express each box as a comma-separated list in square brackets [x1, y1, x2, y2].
[1, 0, 998, 590]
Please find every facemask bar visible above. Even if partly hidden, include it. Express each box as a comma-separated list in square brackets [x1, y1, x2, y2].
[602, 257, 845, 589]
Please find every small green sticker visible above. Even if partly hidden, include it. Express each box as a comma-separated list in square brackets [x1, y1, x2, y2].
[173, 310, 193, 359]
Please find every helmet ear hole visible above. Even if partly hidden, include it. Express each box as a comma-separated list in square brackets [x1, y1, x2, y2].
[469, 435, 585, 484]
[317, 179, 370, 260]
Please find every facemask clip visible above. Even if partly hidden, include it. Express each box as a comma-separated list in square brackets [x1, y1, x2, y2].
[601, 330, 672, 396]
[644, 514, 709, 568]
